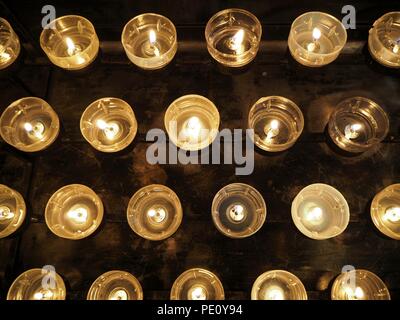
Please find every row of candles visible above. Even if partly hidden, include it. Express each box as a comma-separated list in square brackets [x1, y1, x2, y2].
[0, 95, 390, 153]
[1, 10, 400, 70]
[4, 267, 391, 300]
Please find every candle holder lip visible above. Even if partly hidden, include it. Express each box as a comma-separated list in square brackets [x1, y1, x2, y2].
[211, 182, 267, 239]
[0, 184, 26, 239]
[170, 268, 225, 300]
[45, 183, 104, 240]
[251, 269, 308, 300]
[127, 184, 183, 241]
[0, 96, 60, 152]
[0, 18, 20, 69]
[7, 268, 66, 300]
[87, 270, 143, 300]
[371, 183, 400, 240]
[80, 97, 138, 153]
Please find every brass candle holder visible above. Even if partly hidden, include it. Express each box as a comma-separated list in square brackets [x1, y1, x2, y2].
[170, 268, 224, 300]
[0, 184, 26, 238]
[45, 184, 104, 240]
[87, 270, 143, 300]
[251, 270, 307, 300]
[0, 97, 60, 152]
[127, 184, 182, 241]
[122, 13, 177, 70]
[331, 269, 391, 300]
[291, 183, 349, 240]
[164, 94, 220, 151]
[40, 15, 99, 70]
[211, 183, 266, 239]
[0, 18, 20, 69]
[7, 268, 66, 300]
[369, 12, 400, 68]
[205, 8, 262, 67]
[80, 97, 138, 152]
[371, 184, 400, 240]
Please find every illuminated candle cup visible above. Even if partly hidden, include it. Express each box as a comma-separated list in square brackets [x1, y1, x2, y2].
[248, 96, 304, 152]
[45, 184, 103, 240]
[40, 15, 99, 70]
[0, 184, 26, 238]
[122, 13, 177, 70]
[164, 94, 220, 151]
[87, 270, 143, 300]
[0, 18, 20, 69]
[7, 268, 66, 300]
[127, 184, 182, 241]
[288, 12, 347, 67]
[331, 269, 390, 300]
[328, 97, 389, 153]
[371, 184, 400, 240]
[170, 268, 224, 300]
[212, 183, 266, 238]
[251, 270, 307, 300]
[0, 97, 60, 152]
[80, 97, 138, 152]
[205, 9, 262, 67]
[369, 12, 400, 68]
[291, 183, 349, 240]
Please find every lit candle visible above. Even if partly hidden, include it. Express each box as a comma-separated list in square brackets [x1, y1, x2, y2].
[383, 206, 400, 223]
[33, 289, 54, 300]
[108, 288, 129, 300]
[0, 18, 20, 69]
[0, 185, 25, 239]
[306, 27, 322, 52]
[182, 116, 203, 143]
[24, 121, 45, 140]
[147, 30, 160, 57]
[0, 205, 14, 221]
[147, 207, 167, 223]
[228, 29, 245, 54]
[188, 286, 207, 300]
[264, 285, 285, 300]
[344, 286, 365, 300]
[264, 119, 280, 141]
[305, 206, 324, 225]
[344, 123, 362, 140]
[96, 119, 121, 141]
[228, 204, 245, 222]
[66, 205, 89, 224]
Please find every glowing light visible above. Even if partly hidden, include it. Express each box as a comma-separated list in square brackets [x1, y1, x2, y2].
[184, 116, 203, 140]
[147, 207, 166, 223]
[109, 288, 128, 300]
[344, 123, 362, 140]
[0, 206, 14, 221]
[345, 286, 365, 300]
[96, 119, 120, 141]
[33, 289, 53, 300]
[24, 122, 45, 139]
[230, 29, 245, 54]
[383, 206, 400, 223]
[306, 206, 323, 223]
[190, 286, 207, 300]
[229, 204, 245, 222]
[264, 285, 285, 300]
[149, 30, 157, 44]
[67, 206, 88, 224]
[312, 27, 322, 40]
[264, 119, 280, 140]
[66, 37, 78, 56]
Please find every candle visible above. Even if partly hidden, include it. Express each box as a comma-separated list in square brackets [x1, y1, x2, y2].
[45, 184, 104, 240]
[205, 9, 262, 67]
[331, 269, 391, 300]
[371, 184, 400, 240]
[369, 12, 400, 68]
[0, 184, 26, 238]
[170, 268, 224, 300]
[127, 184, 182, 241]
[248, 96, 304, 152]
[164, 95, 220, 151]
[211, 183, 267, 238]
[80, 97, 138, 152]
[288, 12, 347, 67]
[87, 271, 143, 300]
[122, 13, 177, 70]
[328, 97, 389, 153]
[40, 15, 99, 70]
[251, 270, 307, 300]
[0, 18, 20, 69]
[291, 183, 349, 240]
[7, 268, 66, 300]
[0, 97, 60, 152]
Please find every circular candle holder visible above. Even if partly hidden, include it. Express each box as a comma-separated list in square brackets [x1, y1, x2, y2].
[251, 270, 307, 300]
[328, 97, 389, 153]
[211, 183, 266, 239]
[80, 97, 138, 153]
[291, 183, 349, 240]
[40, 15, 99, 70]
[331, 269, 390, 300]
[7, 268, 66, 300]
[371, 184, 400, 240]
[0, 97, 60, 152]
[122, 13, 177, 70]
[248, 96, 304, 152]
[0, 184, 26, 238]
[127, 184, 182, 241]
[0, 18, 20, 69]
[87, 270, 143, 300]
[45, 184, 104, 240]
[205, 8, 262, 67]
[288, 11, 347, 67]
[170, 268, 224, 300]
[369, 12, 400, 68]
[164, 94, 220, 151]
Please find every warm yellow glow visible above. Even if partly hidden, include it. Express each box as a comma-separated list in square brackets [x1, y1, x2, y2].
[33, 289, 53, 300]
[312, 27, 322, 40]
[147, 207, 167, 223]
[109, 288, 128, 300]
[265, 119, 280, 140]
[190, 286, 207, 300]
[0, 206, 14, 221]
[67, 206, 88, 224]
[231, 29, 245, 53]
[96, 119, 120, 141]
[393, 44, 399, 54]
[264, 285, 285, 300]
[344, 286, 365, 300]
[306, 206, 323, 223]
[383, 206, 400, 223]
[229, 204, 245, 222]
[149, 30, 157, 44]
[185, 116, 203, 140]
[66, 37, 76, 56]
[345, 123, 362, 140]
[24, 122, 45, 139]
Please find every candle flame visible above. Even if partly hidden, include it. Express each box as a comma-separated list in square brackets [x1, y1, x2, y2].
[0, 206, 14, 221]
[345, 286, 364, 300]
[231, 29, 245, 53]
[33, 289, 53, 300]
[383, 206, 400, 223]
[149, 30, 157, 44]
[66, 37, 77, 56]
[265, 286, 285, 300]
[306, 206, 323, 222]
[24, 122, 45, 139]
[393, 44, 399, 54]
[312, 27, 322, 40]
[190, 286, 207, 300]
[67, 206, 88, 224]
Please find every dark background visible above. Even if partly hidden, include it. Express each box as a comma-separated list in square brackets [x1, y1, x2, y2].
[1, 0, 400, 300]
